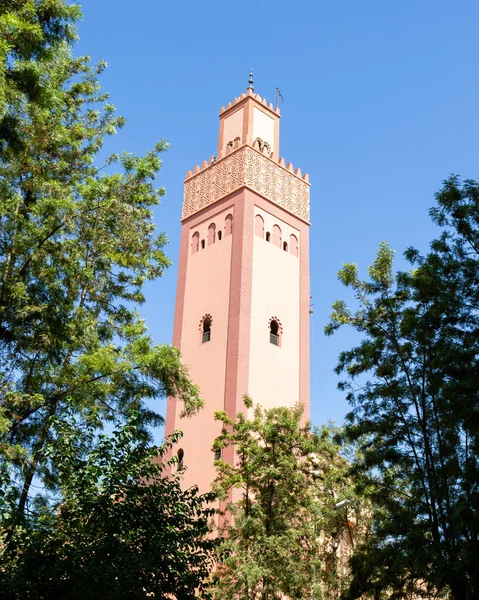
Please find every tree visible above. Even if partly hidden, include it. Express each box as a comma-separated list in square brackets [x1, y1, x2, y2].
[209, 399, 368, 600]
[0, 0, 202, 544]
[0, 414, 216, 599]
[0, 0, 81, 154]
[311, 428, 373, 600]
[326, 176, 479, 600]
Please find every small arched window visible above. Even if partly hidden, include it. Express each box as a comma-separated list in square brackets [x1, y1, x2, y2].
[266, 231, 271, 242]
[201, 239, 206, 250]
[289, 234, 299, 257]
[270, 319, 280, 346]
[255, 214, 264, 238]
[283, 241, 288, 252]
[225, 214, 233, 236]
[177, 448, 184, 470]
[208, 223, 216, 246]
[273, 224, 282, 248]
[218, 230, 222, 241]
[192, 232, 200, 254]
[202, 316, 211, 343]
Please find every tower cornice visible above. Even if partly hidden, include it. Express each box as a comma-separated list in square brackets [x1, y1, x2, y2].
[182, 144, 310, 223]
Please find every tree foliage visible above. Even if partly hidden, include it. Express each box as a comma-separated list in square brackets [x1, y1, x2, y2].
[210, 399, 369, 600]
[0, 414, 216, 599]
[0, 0, 202, 548]
[311, 428, 373, 600]
[326, 176, 479, 600]
[0, 0, 81, 153]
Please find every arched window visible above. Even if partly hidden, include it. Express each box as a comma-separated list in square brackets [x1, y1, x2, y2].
[266, 231, 271, 242]
[202, 316, 211, 343]
[201, 239, 205, 250]
[218, 230, 222, 241]
[225, 214, 233, 236]
[289, 234, 299, 257]
[191, 231, 200, 254]
[273, 224, 282, 248]
[255, 214, 264, 238]
[177, 448, 184, 470]
[283, 241, 288, 252]
[270, 319, 280, 346]
[208, 223, 216, 246]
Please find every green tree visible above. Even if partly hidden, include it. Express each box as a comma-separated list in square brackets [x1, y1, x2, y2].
[0, 0, 81, 153]
[210, 399, 366, 600]
[326, 176, 479, 600]
[0, 0, 202, 544]
[0, 414, 216, 599]
[311, 428, 373, 600]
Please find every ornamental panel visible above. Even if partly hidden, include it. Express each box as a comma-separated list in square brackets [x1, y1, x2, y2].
[182, 147, 310, 222]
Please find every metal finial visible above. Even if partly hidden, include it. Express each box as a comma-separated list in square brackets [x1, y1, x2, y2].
[247, 68, 254, 92]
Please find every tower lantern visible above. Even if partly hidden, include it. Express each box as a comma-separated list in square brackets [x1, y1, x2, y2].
[164, 82, 311, 495]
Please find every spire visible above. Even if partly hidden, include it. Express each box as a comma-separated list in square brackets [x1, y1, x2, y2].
[247, 68, 254, 92]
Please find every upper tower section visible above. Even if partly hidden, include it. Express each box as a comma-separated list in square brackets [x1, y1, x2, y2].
[182, 76, 310, 223]
[218, 76, 280, 158]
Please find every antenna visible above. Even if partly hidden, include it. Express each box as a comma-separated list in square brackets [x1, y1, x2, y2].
[275, 87, 284, 110]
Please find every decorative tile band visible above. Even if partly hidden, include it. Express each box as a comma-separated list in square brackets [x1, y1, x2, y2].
[182, 146, 310, 222]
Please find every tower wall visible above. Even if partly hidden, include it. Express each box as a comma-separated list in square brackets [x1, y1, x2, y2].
[249, 206, 301, 410]
[248, 195, 310, 418]
[166, 195, 240, 494]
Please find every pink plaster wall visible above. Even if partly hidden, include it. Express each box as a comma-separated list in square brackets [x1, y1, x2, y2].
[247, 192, 310, 420]
[222, 107, 244, 148]
[171, 205, 234, 494]
[165, 187, 310, 499]
[248, 205, 301, 411]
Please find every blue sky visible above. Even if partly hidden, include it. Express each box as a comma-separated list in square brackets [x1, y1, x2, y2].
[76, 0, 479, 430]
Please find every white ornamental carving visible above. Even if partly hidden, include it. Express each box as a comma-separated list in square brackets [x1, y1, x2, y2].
[182, 146, 310, 222]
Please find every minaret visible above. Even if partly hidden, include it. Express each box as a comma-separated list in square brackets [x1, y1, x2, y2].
[164, 78, 311, 494]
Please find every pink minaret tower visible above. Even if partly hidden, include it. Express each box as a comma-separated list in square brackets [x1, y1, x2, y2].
[165, 74, 311, 494]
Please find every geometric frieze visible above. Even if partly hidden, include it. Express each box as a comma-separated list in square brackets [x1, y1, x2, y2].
[182, 145, 310, 222]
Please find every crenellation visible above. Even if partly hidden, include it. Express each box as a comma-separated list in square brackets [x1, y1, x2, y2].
[185, 147, 307, 186]
[218, 89, 281, 126]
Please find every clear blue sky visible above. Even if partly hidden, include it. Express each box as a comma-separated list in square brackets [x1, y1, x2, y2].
[76, 0, 479, 431]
